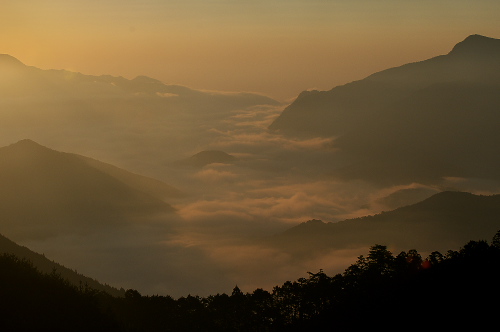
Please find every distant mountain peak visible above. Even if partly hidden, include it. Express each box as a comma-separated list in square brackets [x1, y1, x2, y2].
[462, 34, 497, 43]
[0, 54, 25, 67]
[6, 139, 52, 153]
[188, 150, 236, 166]
[448, 34, 500, 57]
[12, 138, 41, 146]
[192, 150, 235, 159]
[132, 75, 164, 84]
[174, 150, 237, 168]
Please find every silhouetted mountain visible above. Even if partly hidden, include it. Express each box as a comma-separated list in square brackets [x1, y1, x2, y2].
[0, 232, 124, 297]
[270, 34, 500, 137]
[268, 191, 500, 256]
[175, 150, 237, 168]
[0, 139, 177, 241]
[269, 35, 500, 184]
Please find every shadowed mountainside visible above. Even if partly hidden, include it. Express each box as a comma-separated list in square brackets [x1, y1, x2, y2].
[269, 34, 500, 184]
[267, 191, 500, 257]
[77, 154, 184, 200]
[0, 139, 178, 241]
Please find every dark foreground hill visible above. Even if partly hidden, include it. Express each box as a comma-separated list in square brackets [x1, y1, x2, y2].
[269, 34, 500, 184]
[0, 139, 178, 241]
[2, 232, 499, 331]
[267, 191, 500, 257]
[0, 254, 121, 331]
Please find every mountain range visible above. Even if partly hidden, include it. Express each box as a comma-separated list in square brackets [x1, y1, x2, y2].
[269, 34, 500, 184]
[0, 52, 280, 171]
[0, 53, 279, 106]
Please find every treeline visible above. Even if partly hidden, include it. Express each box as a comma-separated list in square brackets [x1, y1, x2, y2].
[2, 231, 500, 331]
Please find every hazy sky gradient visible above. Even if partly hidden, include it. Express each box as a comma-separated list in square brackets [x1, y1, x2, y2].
[3, 0, 500, 100]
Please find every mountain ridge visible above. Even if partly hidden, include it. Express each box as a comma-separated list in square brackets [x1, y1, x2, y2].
[268, 191, 500, 256]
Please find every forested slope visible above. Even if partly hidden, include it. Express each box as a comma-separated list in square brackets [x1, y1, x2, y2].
[2, 231, 499, 331]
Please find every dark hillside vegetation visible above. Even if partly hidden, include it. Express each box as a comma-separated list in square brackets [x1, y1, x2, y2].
[0, 232, 124, 297]
[2, 231, 499, 331]
[0, 254, 120, 331]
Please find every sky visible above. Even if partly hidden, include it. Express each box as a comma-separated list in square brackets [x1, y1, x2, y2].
[2, 0, 500, 101]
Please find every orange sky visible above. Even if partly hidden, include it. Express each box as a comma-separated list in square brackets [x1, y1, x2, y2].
[2, 0, 500, 101]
